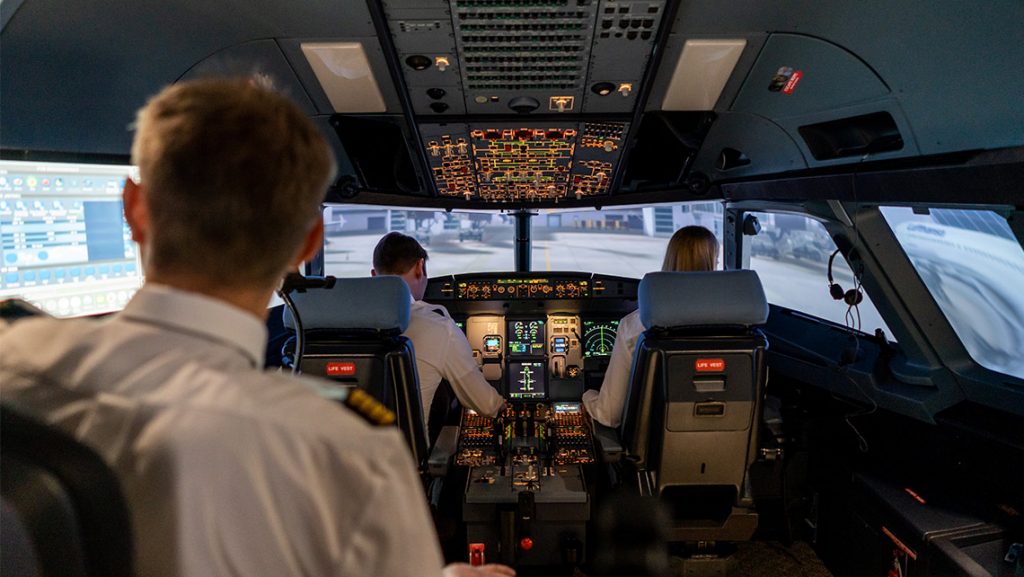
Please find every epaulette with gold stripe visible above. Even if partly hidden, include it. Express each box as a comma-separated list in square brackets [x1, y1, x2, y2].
[343, 388, 396, 427]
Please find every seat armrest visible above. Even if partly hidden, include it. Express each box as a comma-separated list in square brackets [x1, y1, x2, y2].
[593, 422, 624, 463]
[428, 425, 460, 477]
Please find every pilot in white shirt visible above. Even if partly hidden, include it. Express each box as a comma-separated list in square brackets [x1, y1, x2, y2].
[371, 232, 507, 422]
[583, 226, 719, 427]
[0, 80, 512, 577]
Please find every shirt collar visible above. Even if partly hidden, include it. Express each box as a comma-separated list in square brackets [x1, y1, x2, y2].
[118, 283, 267, 368]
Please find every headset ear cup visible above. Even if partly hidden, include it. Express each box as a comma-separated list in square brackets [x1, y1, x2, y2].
[830, 283, 846, 300]
[844, 289, 864, 306]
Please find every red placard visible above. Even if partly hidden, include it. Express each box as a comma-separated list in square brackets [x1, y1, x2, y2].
[695, 358, 726, 373]
[783, 70, 803, 94]
[326, 362, 357, 376]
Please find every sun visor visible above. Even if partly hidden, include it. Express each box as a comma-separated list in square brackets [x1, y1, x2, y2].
[662, 39, 747, 111]
[301, 42, 387, 113]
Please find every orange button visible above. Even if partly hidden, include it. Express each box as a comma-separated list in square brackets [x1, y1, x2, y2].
[519, 537, 534, 551]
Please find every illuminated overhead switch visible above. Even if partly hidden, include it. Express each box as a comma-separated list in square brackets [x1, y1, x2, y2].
[435, 56, 450, 72]
[617, 83, 633, 97]
[549, 96, 574, 112]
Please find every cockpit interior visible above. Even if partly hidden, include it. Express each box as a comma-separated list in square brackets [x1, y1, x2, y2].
[2, 1, 1023, 576]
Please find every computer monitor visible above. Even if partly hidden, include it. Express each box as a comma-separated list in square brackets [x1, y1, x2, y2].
[507, 360, 547, 400]
[0, 160, 143, 317]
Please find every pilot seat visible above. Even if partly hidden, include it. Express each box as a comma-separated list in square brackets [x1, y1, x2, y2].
[619, 270, 769, 548]
[282, 276, 429, 470]
[1, 404, 133, 577]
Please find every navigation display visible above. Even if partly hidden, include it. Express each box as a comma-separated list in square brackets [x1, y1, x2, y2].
[582, 319, 619, 357]
[0, 161, 143, 317]
[507, 361, 547, 400]
[508, 319, 545, 356]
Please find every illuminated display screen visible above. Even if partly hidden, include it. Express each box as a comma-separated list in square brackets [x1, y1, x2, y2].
[483, 335, 502, 354]
[552, 401, 582, 414]
[0, 161, 143, 317]
[508, 319, 545, 356]
[582, 319, 619, 357]
[508, 361, 547, 400]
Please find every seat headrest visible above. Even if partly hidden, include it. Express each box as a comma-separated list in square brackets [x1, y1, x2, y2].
[639, 271, 768, 329]
[282, 276, 411, 332]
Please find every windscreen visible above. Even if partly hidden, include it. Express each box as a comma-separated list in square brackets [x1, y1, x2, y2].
[882, 207, 1024, 380]
[0, 161, 143, 317]
[533, 201, 723, 276]
[322, 204, 514, 277]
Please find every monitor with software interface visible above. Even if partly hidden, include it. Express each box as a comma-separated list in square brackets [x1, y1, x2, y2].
[0, 160, 143, 317]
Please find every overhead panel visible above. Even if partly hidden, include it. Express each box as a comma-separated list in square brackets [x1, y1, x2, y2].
[382, 0, 664, 203]
[422, 121, 628, 202]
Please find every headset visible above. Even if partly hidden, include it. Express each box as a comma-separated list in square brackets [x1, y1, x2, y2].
[827, 249, 864, 306]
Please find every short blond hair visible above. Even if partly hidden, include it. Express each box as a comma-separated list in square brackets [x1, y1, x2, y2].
[661, 226, 719, 272]
[131, 78, 336, 285]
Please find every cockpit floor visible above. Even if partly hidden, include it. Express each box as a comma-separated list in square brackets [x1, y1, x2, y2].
[724, 540, 833, 577]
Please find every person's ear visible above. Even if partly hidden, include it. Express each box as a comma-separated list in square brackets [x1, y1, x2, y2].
[416, 258, 426, 279]
[293, 218, 324, 267]
[123, 178, 149, 246]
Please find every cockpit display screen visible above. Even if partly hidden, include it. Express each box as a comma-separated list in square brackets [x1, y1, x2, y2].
[508, 319, 545, 356]
[582, 319, 619, 357]
[507, 361, 547, 399]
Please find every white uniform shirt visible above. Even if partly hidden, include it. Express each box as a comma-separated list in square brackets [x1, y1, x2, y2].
[404, 300, 506, 421]
[582, 309, 645, 428]
[0, 284, 445, 577]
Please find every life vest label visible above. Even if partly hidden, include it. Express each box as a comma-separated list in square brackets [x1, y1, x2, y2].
[326, 362, 357, 376]
[695, 358, 726, 372]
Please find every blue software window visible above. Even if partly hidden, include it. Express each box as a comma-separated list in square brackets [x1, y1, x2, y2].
[0, 160, 143, 317]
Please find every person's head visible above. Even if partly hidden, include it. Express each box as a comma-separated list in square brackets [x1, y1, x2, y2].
[371, 232, 429, 300]
[661, 226, 719, 272]
[125, 78, 336, 293]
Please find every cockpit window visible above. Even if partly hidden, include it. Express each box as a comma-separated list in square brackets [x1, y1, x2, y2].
[881, 207, 1024, 380]
[322, 204, 514, 277]
[745, 212, 894, 340]
[534, 201, 724, 277]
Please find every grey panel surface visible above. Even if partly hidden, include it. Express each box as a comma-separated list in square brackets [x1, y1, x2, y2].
[179, 39, 316, 116]
[381, 1, 465, 116]
[0, 0, 378, 153]
[581, 0, 667, 114]
[692, 112, 808, 178]
[731, 34, 890, 119]
[666, 0, 1024, 155]
[774, 99, 920, 168]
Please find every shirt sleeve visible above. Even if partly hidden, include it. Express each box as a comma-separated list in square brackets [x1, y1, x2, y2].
[442, 323, 506, 418]
[339, 431, 446, 577]
[582, 311, 642, 428]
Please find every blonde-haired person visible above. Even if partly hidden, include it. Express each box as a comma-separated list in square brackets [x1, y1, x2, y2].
[582, 226, 719, 427]
[1, 79, 512, 577]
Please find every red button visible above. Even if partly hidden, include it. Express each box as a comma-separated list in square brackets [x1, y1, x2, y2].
[519, 537, 534, 551]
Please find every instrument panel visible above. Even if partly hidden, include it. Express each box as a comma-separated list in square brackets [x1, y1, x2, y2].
[456, 277, 590, 300]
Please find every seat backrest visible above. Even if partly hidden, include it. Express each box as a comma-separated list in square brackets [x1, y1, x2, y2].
[283, 276, 429, 467]
[620, 271, 769, 539]
[0, 405, 133, 577]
